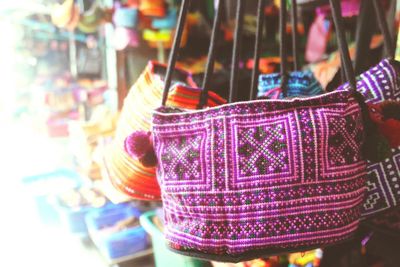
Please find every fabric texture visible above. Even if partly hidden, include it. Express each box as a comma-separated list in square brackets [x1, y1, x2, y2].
[257, 70, 323, 99]
[338, 59, 400, 217]
[152, 90, 367, 261]
[105, 61, 226, 200]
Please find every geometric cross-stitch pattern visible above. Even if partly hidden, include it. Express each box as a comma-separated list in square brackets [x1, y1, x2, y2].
[361, 146, 400, 216]
[339, 59, 400, 104]
[152, 89, 367, 262]
[339, 59, 400, 218]
[155, 125, 212, 194]
[327, 114, 363, 166]
[160, 135, 203, 181]
[237, 123, 289, 177]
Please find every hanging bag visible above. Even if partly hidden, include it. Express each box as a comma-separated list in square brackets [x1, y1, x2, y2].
[256, 0, 323, 99]
[150, 0, 367, 262]
[106, 1, 226, 200]
[337, 0, 400, 218]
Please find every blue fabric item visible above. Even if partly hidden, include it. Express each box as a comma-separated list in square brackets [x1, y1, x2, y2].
[152, 8, 177, 29]
[257, 70, 323, 99]
[114, 7, 138, 28]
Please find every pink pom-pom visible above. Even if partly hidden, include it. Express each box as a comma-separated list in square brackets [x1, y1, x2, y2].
[139, 149, 158, 167]
[124, 131, 152, 159]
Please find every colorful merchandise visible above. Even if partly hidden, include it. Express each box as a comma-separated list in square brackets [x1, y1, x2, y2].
[246, 57, 293, 74]
[51, 0, 80, 30]
[77, 3, 106, 34]
[58, 187, 107, 209]
[152, 8, 177, 29]
[113, 6, 138, 28]
[68, 106, 118, 180]
[257, 71, 323, 99]
[143, 27, 188, 49]
[86, 204, 149, 259]
[288, 249, 322, 267]
[316, 0, 360, 17]
[114, 27, 139, 50]
[305, 15, 331, 63]
[139, 0, 166, 17]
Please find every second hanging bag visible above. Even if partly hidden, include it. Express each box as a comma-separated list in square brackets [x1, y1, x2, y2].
[257, 0, 323, 100]
[336, 0, 400, 218]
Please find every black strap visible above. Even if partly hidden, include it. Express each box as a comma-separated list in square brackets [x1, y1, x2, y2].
[329, 0, 357, 92]
[161, 0, 224, 108]
[280, 0, 289, 97]
[291, 0, 300, 71]
[372, 0, 395, 59]
[161, 0, 190, 106]
[229, 0, 245, 103]
[249, 0, 266, 100]
[354, 0, 395, 74]
[198, 0, 224, 108]
[354, 0, 374, 74]
[340, 54, 346, 83]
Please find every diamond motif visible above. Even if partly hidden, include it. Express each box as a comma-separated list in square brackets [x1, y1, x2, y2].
[327, 115, 362, 166]
[237, 124, 288, 176]
[161, 135, 202, 181]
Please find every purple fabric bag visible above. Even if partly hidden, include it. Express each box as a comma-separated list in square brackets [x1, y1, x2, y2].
[338, 59, 400, 218]
[152, 91, 367, 260]
[150, 0, 367, 262]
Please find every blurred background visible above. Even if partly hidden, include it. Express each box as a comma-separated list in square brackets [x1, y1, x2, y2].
[0, 0, 399, 267]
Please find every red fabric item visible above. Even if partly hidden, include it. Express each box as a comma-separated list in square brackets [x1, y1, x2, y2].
[368, 102, 400, 148]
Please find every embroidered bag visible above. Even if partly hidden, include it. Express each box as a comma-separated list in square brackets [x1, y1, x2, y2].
[337, 0, 400, 218]
[339, 60, 400, 217]
[150, 0, 367, 262]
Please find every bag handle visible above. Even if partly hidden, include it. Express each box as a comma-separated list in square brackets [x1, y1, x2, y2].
[353, 0, 373, 74]
[279, 0, 289, 97]
[330, 0, 384, 163]
[229, 0, 246, 103]
[291, 0, 300, 71]
[249, 0, 267, 100]
[354, 0, 395, 73]
[198, 0, 224, 108]
[279, 0, 301, 97]
[372, 0, 395, 59]
[249, 0, 301, 100]
[161, 0, 224, 108]
[161, 0, 191, 107]
[329, 0, 357, 92]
